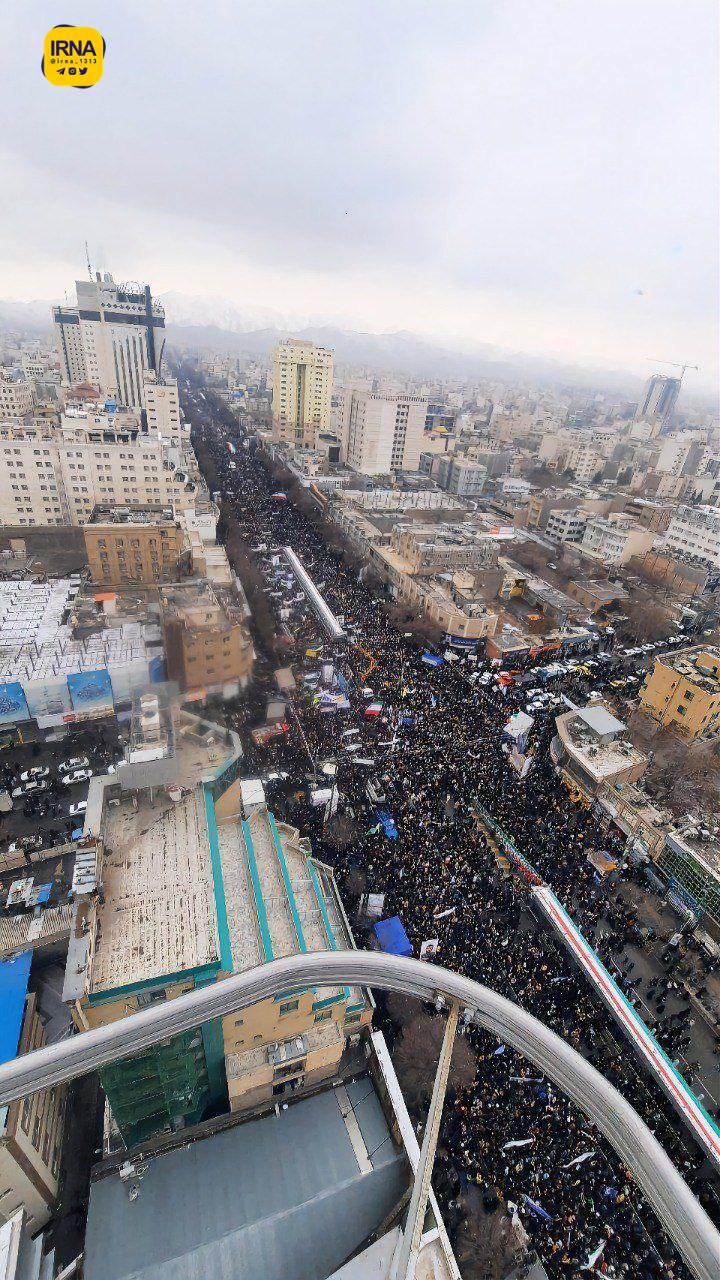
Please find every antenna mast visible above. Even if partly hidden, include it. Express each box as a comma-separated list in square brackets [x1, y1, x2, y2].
[85, 241, 92, 280]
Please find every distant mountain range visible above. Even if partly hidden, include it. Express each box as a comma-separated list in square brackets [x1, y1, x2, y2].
[0, 293, 646, 394]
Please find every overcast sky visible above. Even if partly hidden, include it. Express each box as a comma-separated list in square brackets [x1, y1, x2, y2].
[1, 1, 717, 387]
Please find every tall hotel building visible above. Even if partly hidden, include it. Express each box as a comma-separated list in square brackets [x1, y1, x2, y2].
[53, 274, 166, 408]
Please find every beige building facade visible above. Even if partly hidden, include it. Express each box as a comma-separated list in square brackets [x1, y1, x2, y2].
[161, 580, 254, 696]
[0, 402, 203, 527]
[271, 340, 333, 446]
[345, 392, 427, 474]
[639, 647, 720, 739]
[84, 505, 188, 586]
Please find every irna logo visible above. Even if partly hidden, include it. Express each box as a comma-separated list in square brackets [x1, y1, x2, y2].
[42, 25, 105, 88]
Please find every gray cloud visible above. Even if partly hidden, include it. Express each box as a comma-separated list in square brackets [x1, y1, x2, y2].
[0, 0, 717, 384]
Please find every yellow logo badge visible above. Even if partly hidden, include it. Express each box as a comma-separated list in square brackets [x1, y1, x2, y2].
[42, 25, 104, 88]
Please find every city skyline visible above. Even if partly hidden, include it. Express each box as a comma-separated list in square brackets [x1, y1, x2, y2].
[0, 0, 717, 390]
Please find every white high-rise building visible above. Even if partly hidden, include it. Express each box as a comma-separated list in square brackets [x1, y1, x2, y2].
[663, 506, 720, 569]
[271, 339, 333, 446]
[143, 372, 184, 445]
[53, 273, 165, 408]
[345, 392, 428, 475]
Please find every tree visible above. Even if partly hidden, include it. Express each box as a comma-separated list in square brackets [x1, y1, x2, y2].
[628, 710, 720, 818]
[617, 597, 673, 642]
[390, 1009, 478, 1112]
[454, 1205, 531, 1280]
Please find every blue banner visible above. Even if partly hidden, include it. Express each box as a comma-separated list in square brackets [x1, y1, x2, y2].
[67, 668, 114, 711]
[0, 682, 30, 725]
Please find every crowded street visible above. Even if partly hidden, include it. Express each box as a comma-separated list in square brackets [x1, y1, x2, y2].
[184, 376, 719, 1280]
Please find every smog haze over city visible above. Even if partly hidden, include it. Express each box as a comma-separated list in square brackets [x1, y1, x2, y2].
[1, 0, 718, 392]
[1, 7, 720, 1280]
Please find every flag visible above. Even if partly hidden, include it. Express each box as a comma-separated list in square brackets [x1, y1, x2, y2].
[562, 1151, 596, 1169]
[492, 1044, 507, 1056]
[522, 1195, 553, 1223]
[582, 1240, 606, 1270]
[503, 1137, 534, 1150]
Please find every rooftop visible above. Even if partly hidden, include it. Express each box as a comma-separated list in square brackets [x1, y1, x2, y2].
[217, 804, 353, 1005]
[557, 705, 647, 782]
[89, 504, 177, 526]
[577, 706, 626, 736]
[83, 1078, 406, 1280]
[160, 579, 247, 633]
[87, 789, 220, 996]
[653, 646, 720, 693]
[0, 579, 153, 683]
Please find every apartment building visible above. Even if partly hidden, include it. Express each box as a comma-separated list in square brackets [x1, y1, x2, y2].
[620, 497, 674, 533]
[564, 441, 604, 483]
[391, 524, 498, 575]
[219, 789, 371, 1112]
[345, 392, 428, 474]
[143, 372, 184, 445]
[161, 579, 254, 697]
[271, 340, 333, 447]
[0, 400, 202, 527]
[398, 570, 499, 644]
[639, 647, 720, 739]
[0, 953, 67, 1233]
[554, 704, 648, 797]
[53, 273, 165, 407]
[0, 376, 35, 419]
[65, 748, 369, 1144]
[663, 506, 720, 570]
[636, 374, 681, 426]
[84, 505, 188, 586]
[431, 455, 487, 497]
[546, 508, 588, 544]
[580, 514, 655, 566]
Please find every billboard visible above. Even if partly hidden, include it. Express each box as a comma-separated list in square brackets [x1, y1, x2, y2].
[67, 668, 114, 713]
[0, 681, 31, 725]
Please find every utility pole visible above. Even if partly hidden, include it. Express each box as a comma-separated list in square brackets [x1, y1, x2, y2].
[395, 1001, 460, 1280]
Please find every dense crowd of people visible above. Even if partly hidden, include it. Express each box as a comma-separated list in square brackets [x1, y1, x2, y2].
[188, 382, 718, 1279]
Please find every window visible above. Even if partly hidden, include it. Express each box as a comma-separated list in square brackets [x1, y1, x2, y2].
[137, 988, 167, 1009]
[314, 1009, 332, 1023]
[279, 999, 299, 1016]
[273, 1059, 306, 1081]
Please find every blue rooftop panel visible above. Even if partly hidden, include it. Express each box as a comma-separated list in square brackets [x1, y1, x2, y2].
[0, 950, 32, 1066]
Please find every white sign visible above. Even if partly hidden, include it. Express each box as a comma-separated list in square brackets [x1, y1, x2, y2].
[366, 893, 386, 921]
[420, 938, 440, 959]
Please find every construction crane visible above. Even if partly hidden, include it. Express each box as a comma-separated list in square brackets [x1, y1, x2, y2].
[645, 358, 699, 382]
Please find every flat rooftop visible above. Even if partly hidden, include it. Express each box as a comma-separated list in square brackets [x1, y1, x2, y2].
[0, 579, 151, 682]
[89, 504, 176, 525]
[558, 709, 647, 781]
[84, 1078, 406, 1280]
[217, 805, 353, 1004]
[656, 646, 720, 693]
[88, 789, 220, 995]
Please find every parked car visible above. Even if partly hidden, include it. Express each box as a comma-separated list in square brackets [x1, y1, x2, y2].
[57, 756, 89, 773]
[68, 800, 87, 817]
[12, 779, 49, 798]
[18, 766, 50, 782]
[61, 767, 93, 786]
